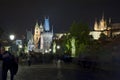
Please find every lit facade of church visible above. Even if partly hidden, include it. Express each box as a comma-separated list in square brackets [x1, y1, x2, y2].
[90, 15, 111, 40]
[94, 15, 107, 31]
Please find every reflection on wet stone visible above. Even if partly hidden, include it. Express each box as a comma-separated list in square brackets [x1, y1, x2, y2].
[57, 59, 63, 80]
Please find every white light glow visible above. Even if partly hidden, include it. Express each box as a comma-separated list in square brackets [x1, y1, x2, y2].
[45, 50, 48, 53]
[89, 31, 101, 40]
[49, 49, 52, 52]
[9, 35, 15, 40]
[57, 45, 60, 49]
[19, 45, 22, 48]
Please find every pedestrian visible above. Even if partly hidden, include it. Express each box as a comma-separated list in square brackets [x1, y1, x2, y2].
[27, 53, 31, 66]
[0, 46, 18, 80]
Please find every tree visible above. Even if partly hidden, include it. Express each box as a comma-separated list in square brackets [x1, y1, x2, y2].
[70, 21, 90, 43]
[67, 21, 91, 56]
[59, 33, 71, 54]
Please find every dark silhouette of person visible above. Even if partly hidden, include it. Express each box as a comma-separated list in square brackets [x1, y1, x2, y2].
[0, 47, 18, 80]
[27, 53, 31, 66]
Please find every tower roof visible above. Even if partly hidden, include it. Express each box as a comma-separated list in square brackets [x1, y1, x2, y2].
[44, 17, 50, 31]
[40, 23, 44, 32]
[35, 21, 39, 28]
[40, 23, 43, 29]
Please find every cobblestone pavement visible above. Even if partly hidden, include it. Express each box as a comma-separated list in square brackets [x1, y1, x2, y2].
[7, 63, 115, 80]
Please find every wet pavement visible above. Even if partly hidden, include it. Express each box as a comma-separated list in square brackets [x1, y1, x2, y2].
[6, 63, 116, 80]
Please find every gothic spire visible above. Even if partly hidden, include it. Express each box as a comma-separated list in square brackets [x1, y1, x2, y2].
[109, 18, 111, 24]
[94, 18, 98, 30]
[35, 21, 39, 28]
[40, 23, 44, 32]
[44, 17, 50, 31]
[40, 23, 43, 28]
[102, 12, 104, 20]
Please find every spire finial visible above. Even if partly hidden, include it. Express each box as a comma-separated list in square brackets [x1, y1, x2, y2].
[109, 18, 111, 24]
[102, 12, 104, 20]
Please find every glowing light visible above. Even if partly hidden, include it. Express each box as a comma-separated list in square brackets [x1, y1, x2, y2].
[45, 50, 48, 53]
[19, 45, 22, 48]
[89, 31, 101, 40]
[49, 48, 52, 52]
[57, 45, 60, 49]
[9, 34, 15, 40]
[71, 37, 76, 57]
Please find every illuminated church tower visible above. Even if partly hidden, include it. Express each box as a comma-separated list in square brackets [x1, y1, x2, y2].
[90, 14, 112, 40]
[32, 17, 53, 53]
[44, 18, 50, 31]
[41, 17, 53, 53]
[34, 22, 41, 48]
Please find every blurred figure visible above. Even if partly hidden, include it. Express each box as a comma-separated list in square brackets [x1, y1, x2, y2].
[27, 53, 31, 66]
[0, 47, 18, 80]
[57, 59, 61, 69]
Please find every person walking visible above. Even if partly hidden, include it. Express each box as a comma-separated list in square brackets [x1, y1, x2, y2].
[27, 53, 31, 66]
[0, 47, 18, 80]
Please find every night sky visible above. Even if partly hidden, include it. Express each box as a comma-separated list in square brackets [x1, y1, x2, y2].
[0, 0, 120, 35]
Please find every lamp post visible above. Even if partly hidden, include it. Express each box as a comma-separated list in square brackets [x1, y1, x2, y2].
[56, 45, 61, 54]
[57, 45, 60, 50]
[9, 34, 15, 53]
[56, 45, 61, 58]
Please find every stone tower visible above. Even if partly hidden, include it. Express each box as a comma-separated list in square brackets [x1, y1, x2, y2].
[34, 22, 40, 48]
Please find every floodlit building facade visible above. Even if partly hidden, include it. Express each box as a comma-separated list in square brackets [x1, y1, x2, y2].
[90, 14, 112, 40]
[27, 17, 53, 53]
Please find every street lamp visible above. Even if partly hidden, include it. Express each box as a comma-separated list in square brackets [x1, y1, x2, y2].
[56, 45, 61, 55]
[57, 45, 60, 49]
[9, 34, 15, 53]
[9, 34, 15, 41]
[18, 45, 22, 48]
